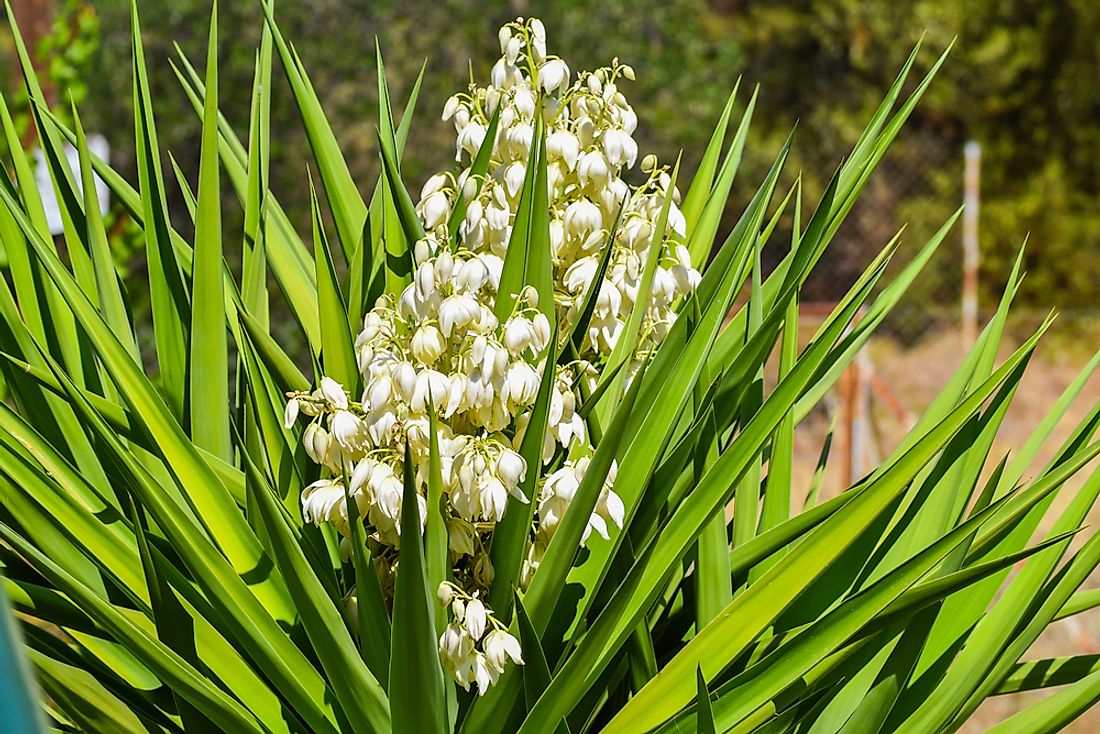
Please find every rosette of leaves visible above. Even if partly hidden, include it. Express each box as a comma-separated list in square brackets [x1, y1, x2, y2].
[0, 3, 1098, 733]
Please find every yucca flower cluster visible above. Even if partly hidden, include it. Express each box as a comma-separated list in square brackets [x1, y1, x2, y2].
[286, 16, 700, 693]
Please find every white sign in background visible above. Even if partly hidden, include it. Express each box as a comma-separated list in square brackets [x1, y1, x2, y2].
[32, 134, 110, 236]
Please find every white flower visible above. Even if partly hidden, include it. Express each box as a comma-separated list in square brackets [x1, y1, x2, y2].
[373, 473, 403, 522]
[539, 58, 569, 94]
[577, 150, 610, 189]
[531, 313, 551, 351]
[439, 623, 474, 672]
[330, 410, 364, 452]
[303, 423, 331, 465]
[394, 361, 418, 401]
[503, 316, 536, 355]
[483, 629, 524, 671]
[503, 161, 527, 198]
[530, 18, 546, 43]
[419, 190, 450, 230]
[545, 464, 580, 502]
[503, 362, 540, 407]
[411, 324, 446, 365]
[601, 128, 638, 169]
[668, 203, 687, 238]
[464, 598, 487, 640]
[458, 122, 487, 158]
[442, 96, 461, 122]
[547, 129, 580, 170]
[564, 199, 603, 238]
[504, 36, 522, 65]
[455, 256, 489, 292]
[496, 450, 527, 488]
[420, 173, 448, 200]
[412, 369, 451, 413]
[439, 294, 479, 338]
[600, 488, 625, 529]
[480, 476, 509, 522]
[283, 398, 300, 429]
[348, 459, 372, 493]
[490, 59, 522, 90]
[505, 122, 535, 159]
[513, 87, 536, 118]
[564, 256, 599, 293]
[320, 377, 348, 410]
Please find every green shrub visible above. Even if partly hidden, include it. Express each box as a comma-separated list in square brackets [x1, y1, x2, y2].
[1, 4, 1098, 733]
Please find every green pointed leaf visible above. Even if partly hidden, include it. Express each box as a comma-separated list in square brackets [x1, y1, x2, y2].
[127, 0, 191, 416]
[243, 441, 391, 733]
[260, 0, 366, 259]
[515, 595, 571, 734]
[0, 528, 265, 734]
[696, 668, 716, 734]
[0, 572, 47, 734]
[494, 119, 553, 323]
[188, 5, 231, 462]
[311, 182, 358, 389]
[390, 441, 446, 734]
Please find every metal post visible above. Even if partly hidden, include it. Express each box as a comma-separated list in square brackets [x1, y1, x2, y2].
[838, 308, 868, 489]
[10, 0, 56, 148]
[839, 359, 854, 491]
[962, 141, 981, 348]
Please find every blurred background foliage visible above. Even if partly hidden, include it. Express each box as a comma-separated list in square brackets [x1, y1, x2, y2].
[2, 0, 1098, 327]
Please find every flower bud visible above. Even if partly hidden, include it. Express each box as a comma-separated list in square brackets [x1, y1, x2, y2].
[394, 361, 418, 401]
[442, 95, 461, 121]
[283, 398, 300, 429]
[303, 423, 331, 465]
[437, 582, 456, 607]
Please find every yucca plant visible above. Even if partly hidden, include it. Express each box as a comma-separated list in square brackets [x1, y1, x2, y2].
[1, 2, 1099, 732]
